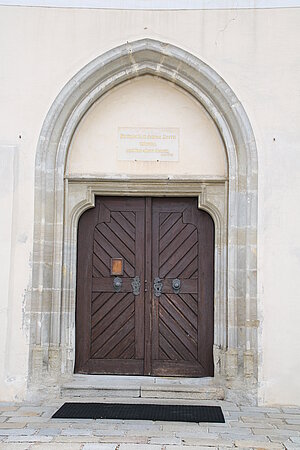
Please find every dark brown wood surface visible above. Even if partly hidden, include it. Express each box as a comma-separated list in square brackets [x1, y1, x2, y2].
[75, 197, 145, 374]
[75, 197, 214, 377]
[151, 198, 214, 376]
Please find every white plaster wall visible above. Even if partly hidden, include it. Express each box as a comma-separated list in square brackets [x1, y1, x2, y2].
[0, 146, 28, 401]
[0, 5, 300, 404]
[67, 76, 226, 178]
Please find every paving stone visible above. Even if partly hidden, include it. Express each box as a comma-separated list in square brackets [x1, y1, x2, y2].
[203, 422, 230, 429]
[82, 445, 121, 450]
[277, 425, 300, 431]
[241, 416, 285, 426]
[269, 435, 293, 443]
[117, 422, 161, 430]
[61, 427, 94, 435]
[282, 408, 300, 414]
[7, 416, 50, 423]
[118, 446, 163, 450]
[54, 436, 103, 443]
[267, 413, 300, 419]
[284, 444, 300, 450]
[240, 407, 282, 413]
[82, 444, 120, 450]
[0, 428, 36, 435]
[253, 428, 300, 436]
[93, 429, 126, 436]
[149, 436, 181, 445]
[31, 444, 82, 450]
[234, 440, 284, 449]
[5, 435, 53, 442]
[37, 428, 62, 436]
[231, 421, 275, 429]
[0, 444, 31, 450]
[174, 431, 219, 439]
[123, 429, 168, 437]
[0, 406, 19, 413]
[211, 426, 252, 435]
[98, 436, 149, 443]
[166, 447, 218, 450]
[161, 422, 204, 431]
[0, 422, 26, 428]
[7, 410, 41, 417]
[181, 436, 233, 447]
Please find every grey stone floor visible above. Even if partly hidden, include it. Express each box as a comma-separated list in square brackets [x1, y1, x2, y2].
[0, 397, 300, 449]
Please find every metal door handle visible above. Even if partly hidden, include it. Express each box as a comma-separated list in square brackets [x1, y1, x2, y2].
[131, 276, 141, 296]
[154, 277, 163, 297]
[113, 277, 122, 292]
[172, 278, 181, 294]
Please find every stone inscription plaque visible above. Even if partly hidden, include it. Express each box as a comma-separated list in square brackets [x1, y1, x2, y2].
[118, 127, 179, 161]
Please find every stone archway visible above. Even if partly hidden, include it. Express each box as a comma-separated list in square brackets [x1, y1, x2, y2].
[30, 39, 258, 404]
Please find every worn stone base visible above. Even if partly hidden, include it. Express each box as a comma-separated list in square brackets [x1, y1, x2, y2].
[27, 373, 257, 406]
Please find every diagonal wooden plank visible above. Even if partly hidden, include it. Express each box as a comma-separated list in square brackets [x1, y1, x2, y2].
[91, 293, 131, 339]
[165, 293, 198, 330]
[160, 234, 198, 278]
[109, 216, 135, 252]
[178, 256, 198, 279]
[106, 329, 135, 359]
[177, 293, 198, 316]
[118, 338, 135, 359]
[190, 268, 198, 278]
[159, 333, 183, 361]
[160, 213, 182, 239]
[91, 300, 134, 356]
[159, 317, 196, 361]
[159, 220, 186, 253]
[93, 266, 101, 277]
[92, 292, 115, 315]
[159, 304, 197, 359]
[94, 227, 135, 277]
[161, 295, 197, 342]
[93, 251, 109, 277]
[121, 211, 136, 227]
[101, 223, 135, 265]
[111, 211, 135, 240]
[92, 315, 135, 359]
[159, 346, 170, 360]
[93, 238, 112, 272]
[159, 225, 195, 267]
[159, 212, 172, 227]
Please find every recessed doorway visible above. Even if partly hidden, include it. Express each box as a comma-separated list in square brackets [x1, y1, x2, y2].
[75, 196, 214, 377]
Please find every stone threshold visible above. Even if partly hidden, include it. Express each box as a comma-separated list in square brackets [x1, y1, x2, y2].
[61, 375, 225, 400]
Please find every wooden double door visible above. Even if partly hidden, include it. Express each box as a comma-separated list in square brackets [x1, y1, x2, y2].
[75, 197, 214, 377]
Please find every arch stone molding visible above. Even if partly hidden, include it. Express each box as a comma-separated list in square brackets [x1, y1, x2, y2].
[30, 38, 258, 403]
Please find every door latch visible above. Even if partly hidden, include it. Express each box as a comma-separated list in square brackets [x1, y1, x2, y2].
[172, 278, 181, 294]
[113, 277, 122, 292]
[154, 277, 163, 297]
[131, 276, 141, 296]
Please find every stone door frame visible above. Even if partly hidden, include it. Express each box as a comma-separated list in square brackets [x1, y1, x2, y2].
[30, 39, 258, 403]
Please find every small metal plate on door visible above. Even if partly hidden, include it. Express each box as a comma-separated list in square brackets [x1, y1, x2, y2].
[111, 258, 123, 276]
[154, 277, 163, 297]
[131, 276, 141, 296]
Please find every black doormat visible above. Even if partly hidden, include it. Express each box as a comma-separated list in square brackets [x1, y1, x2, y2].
[52, 403, 225, 423]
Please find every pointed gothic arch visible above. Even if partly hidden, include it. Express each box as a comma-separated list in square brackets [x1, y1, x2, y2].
[30, 39, 258, 403]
